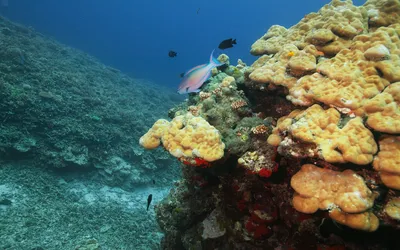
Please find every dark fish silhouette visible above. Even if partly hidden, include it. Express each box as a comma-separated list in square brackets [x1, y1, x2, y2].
[147, 194, 153, 211]
[168, 50, 177, 57]
[152, 179, 156, 185]
[180, 72, 185, 78]
[218, 38, 236, 50]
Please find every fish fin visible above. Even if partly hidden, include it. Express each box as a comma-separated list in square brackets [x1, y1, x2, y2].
[209, 49, 223, 67]
[232, 39, 237, 44]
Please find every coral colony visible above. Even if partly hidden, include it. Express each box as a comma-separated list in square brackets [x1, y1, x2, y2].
[140, 0, 400, 249]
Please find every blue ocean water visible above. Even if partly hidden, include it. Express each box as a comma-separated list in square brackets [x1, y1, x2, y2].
[1, 0, 365, 90]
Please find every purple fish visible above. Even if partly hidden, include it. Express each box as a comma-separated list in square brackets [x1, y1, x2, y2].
[177, 50, 223, 94]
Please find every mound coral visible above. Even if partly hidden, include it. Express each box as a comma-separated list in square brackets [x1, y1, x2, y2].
[250, 0, 366, 56]
[267, 104, 377, 165]
[249, 0, 400, 119]
[291, 164, 378, 231]
[364, 82, 400, 133]
[373, 135, 400, 190]
[329, 208, 379, 232]
[139, 113, 225, 163]
[384, 197, 400, 221]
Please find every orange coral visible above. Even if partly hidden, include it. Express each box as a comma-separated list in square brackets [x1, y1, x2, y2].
[291, 164, 376, 214]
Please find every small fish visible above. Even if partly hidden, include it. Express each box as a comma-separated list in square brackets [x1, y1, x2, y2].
[179, 72, 185, 78]
[168, 50, 177, 58]
[152, 179, 156, 185]
[218, 38, 236, 50]
[147, 194, 153, 211]
[177, 50, 223, 94]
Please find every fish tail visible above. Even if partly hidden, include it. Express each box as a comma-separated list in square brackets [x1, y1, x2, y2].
[209, 49, 224, 67]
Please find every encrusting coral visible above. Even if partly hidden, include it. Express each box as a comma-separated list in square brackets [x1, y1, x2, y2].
[373, 135, 400, 190]
[384, 197, 400, 221]
[139, 112, 225, 164]
[329, 208, 379, 232]
[364, 0, 400, 29]
[249, 0, 400, 119]
[267, 104, 377, 164]
[286, 24, 400, 115]
[291, 164, 378, 231]
[250, 0, 367, 56]
[364, 82, 400, 133]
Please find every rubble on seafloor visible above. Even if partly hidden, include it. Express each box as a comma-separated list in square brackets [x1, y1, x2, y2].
[139, 0, 400, 249]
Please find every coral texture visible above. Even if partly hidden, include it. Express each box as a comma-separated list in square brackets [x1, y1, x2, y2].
[384, 197, 400, 220]
[140, 113, 225, 162]
[268, 104, 377, 164]
[364, 82, 400, 133]
[373, 135, 400, 190]
[249, 0, 400, 120]
[291, 164, 378, 231]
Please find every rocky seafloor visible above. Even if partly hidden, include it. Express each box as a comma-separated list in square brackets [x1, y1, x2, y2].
[0, 12, 182, 250]
[0, 163, 169, 249]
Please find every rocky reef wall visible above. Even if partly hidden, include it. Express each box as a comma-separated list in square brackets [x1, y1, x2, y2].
[139, 0, 400, 249]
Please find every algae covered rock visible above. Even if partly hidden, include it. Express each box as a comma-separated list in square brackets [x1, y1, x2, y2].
[0, 15, 181, 188]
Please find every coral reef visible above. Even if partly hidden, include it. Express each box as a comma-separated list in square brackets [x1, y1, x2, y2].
[250, 0, 400, 119]
[137, 0, 400, 249]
